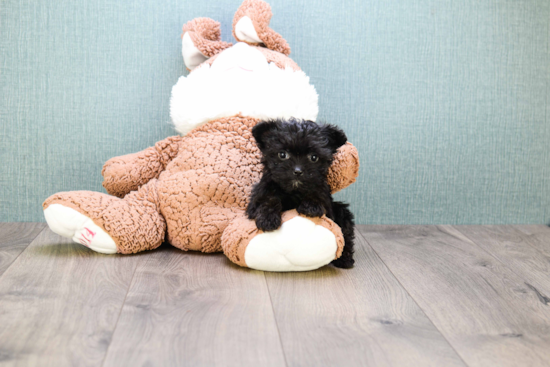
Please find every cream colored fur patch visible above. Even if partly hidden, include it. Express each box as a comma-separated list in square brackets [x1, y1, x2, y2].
[171, 44, 318, 135]
[244, 216, 337, 272]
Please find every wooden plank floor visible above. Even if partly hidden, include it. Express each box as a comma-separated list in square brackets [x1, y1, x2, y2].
[0, 224, 549, 367]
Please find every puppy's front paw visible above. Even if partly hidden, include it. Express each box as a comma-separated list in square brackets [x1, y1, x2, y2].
[246, 203, 259, 219]
[297, 202, 325, 218]
[255, 213, 282, 232]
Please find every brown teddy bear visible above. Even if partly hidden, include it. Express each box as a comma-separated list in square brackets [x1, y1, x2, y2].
[43, 0, 359, 272]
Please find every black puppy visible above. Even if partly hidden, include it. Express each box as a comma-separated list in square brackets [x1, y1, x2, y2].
[246, 119, 355, 268]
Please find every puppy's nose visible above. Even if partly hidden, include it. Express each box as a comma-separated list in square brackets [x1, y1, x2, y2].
[293, 167, 303, 176]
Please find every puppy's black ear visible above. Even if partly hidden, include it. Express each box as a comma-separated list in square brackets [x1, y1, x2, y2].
[321, 124, 348, 153]
[252, 120, 278, 151]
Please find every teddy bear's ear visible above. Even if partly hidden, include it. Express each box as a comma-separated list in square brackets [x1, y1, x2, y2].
[232, 0, 291, 56]
[321, 124, 348, 153]
[181, 18, 233, 70]
[252, 120, 279, 151]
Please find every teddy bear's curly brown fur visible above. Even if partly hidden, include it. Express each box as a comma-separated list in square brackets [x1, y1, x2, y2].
[42, 0, 360, 271]
[43, 115, 358, 254]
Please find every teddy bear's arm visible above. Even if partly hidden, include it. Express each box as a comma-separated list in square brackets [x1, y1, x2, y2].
[328, 142, 360, 194]
[102, 136, 183, 198]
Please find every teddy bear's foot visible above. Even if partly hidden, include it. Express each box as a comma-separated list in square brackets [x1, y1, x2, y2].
[245, 216, 336, 271]
[222, 210, 344, 272]
[44, 204, 117, 254]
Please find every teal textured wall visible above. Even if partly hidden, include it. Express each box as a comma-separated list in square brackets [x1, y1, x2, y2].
[1, 0, 549, 224]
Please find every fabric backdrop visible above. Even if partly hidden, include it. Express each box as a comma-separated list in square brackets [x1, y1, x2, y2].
[1, 0, 549, 224]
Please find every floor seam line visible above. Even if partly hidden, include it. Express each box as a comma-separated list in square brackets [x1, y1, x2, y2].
[451, 225, 549, 282]
[100, 254, 150, 367]
[0, 224, 47, 283]
[355, 227, 471, 367]
[451, 225, 550, 309]
[264, 272, 290, 367]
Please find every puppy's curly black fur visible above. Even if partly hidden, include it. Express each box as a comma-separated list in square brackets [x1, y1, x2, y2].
[246, 119, 355, 268]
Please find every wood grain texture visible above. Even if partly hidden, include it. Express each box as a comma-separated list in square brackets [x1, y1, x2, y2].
[512, 225, 550, 259]
[0, 223, 45, 277]
[359, 225, 550, 367]
[0, 229, 145, 367]
[264, 229, 466, 367]
[454, 225, 550, 297]
[3, 224, 550, 366]
[102, 246, 286, 367]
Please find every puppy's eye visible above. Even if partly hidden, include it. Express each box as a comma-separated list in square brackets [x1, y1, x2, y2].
[278, 151, 290, 160]
[309, 154, 319, 162]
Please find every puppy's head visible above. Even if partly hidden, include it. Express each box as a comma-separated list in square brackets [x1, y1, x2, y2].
[252, 119, 347, 192]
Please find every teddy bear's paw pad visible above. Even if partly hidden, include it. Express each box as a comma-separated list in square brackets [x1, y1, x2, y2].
[244, 216, 337, 272]
[44, 204, 117, 254]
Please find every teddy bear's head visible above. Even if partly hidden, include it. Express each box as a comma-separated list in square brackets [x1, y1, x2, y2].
[170, 0, 319, 135]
